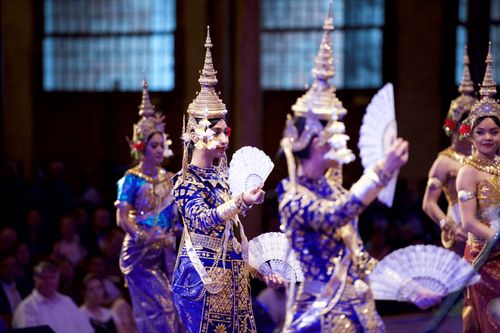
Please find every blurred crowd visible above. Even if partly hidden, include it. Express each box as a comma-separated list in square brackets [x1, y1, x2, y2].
[0, 159, 442, 332]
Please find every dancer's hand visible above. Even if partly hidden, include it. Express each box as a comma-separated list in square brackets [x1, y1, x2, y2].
[145, 226, 167, 245]
[383, 138, 409, 174]
[263, 273, 287, 289]
[243, 187, 265, 205]
[411, 288, 443, 310]
[451, 225, 468, 243]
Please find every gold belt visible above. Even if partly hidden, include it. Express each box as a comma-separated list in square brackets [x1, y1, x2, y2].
[468, 232, 486, 245]
[184, 233, 234, 252]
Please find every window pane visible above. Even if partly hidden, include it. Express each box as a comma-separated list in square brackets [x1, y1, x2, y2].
[491, 0, 499, 21]
[260, 0, 384, 90]
[343, 29, 382, 88]
[491, 25, 500, 82]
[43, 35, 174, 91]
[43, 0, 175, 91]
[458, 0, 468, 23]
[455, 26, 467, 85]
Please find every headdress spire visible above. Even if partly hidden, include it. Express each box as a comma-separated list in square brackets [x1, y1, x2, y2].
[460, 42, 500, 136]
[282, 1, 354, 173]
[187, 26, 227, 119]
[443, 45, 477, 136]
[129, 76, 172, 161]
[479, 42, 497, 98]
[458, 45, 474, 95]
[291, 0, 347, 120]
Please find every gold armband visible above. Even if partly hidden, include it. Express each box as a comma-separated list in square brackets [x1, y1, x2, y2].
[458, 190, 476, 202]
[427, 177, 443, 190]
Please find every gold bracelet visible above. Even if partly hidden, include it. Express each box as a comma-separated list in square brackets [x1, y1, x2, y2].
[236, 194, 252, 216]
[133, 229, 147, 242]
[216, 199, 239, 221]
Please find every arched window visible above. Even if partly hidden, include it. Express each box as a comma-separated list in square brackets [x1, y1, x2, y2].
[260, 0, 384, 90]
[43, 0, 175, 91]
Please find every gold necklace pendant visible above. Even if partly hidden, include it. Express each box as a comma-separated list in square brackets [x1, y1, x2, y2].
[467, 155, 500, 176]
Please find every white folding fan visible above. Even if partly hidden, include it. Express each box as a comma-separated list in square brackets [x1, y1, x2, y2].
[228, 146, 274, 197]
[368, 244, 481, 302]
[248, 232, 304, 283]
[358, 83, 398, 207]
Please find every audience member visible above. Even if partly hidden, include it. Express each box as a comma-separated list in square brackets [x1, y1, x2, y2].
[12, 260, 93, 333]
[80, 273, 119, 333]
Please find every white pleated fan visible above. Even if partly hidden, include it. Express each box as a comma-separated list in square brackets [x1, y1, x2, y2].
[228, 146, 274, 196]
[368, 244, 481, 301]
[358, 83, 398, 207]
[248, 232, 304, 283]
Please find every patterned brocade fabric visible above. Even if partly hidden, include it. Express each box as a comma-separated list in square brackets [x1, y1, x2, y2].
[463, 157, 500, 333]
[277, 176, 385, 333]
[116, 166, 182, 333]
[116, 166, 178, 229]
[172, 165, 256, 333]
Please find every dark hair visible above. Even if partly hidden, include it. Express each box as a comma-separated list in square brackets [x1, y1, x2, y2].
[194, 117, 224, 128]
[472, 115, 500, 130]
[277, 116, 328, 161]
[145, 131, 163, 144]
[33, 260, 59, 276]
[82, 273, 103, 289]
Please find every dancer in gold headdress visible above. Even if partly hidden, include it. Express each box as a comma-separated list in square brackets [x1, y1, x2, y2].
[422, 47, 479, 333]
[278, 4, 441, 332]
[422, 46, 476, 255]
[115, 79, 183, 333]
[457, 43, 500, 333]
[171, 27, 283, 333]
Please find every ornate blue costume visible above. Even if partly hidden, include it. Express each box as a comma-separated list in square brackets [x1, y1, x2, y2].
[115, 79, 182, 333]
[278, 176, 384, 333]
[172, 165, 256, 333]
[117, 166, 182, 333]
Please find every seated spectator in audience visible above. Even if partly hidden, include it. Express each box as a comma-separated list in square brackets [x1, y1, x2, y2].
[100, 228, 124, 278]
[56, 256, 81, 304]
[51, 214, 87, 266]
[12, 261, 93, 333]
[0, 253, 28, 328]
[110, 295, 138, 333]
[18, 207, 51, 258]
[13, 242, 34, 294]
[80, 274, 119, 333]
[87, 254, 123, 306]
[0, 228, 18, 254]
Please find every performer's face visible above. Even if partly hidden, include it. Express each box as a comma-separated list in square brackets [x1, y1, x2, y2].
[207, 119, 229, 159]
[472, 117, 500, 158]
[144, 133, 165, 166]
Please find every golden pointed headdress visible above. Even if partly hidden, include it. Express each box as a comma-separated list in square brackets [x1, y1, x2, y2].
[129, 78, 172, 160]
[282, 1, 354, 162]
[291, 2, 347, 120]
[281, 1, 354, 190]
[187, 26, 227, 120]
[443, 46, 477, 137]
[460, 42, 500, 136]
[181, 27, 228, 179]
